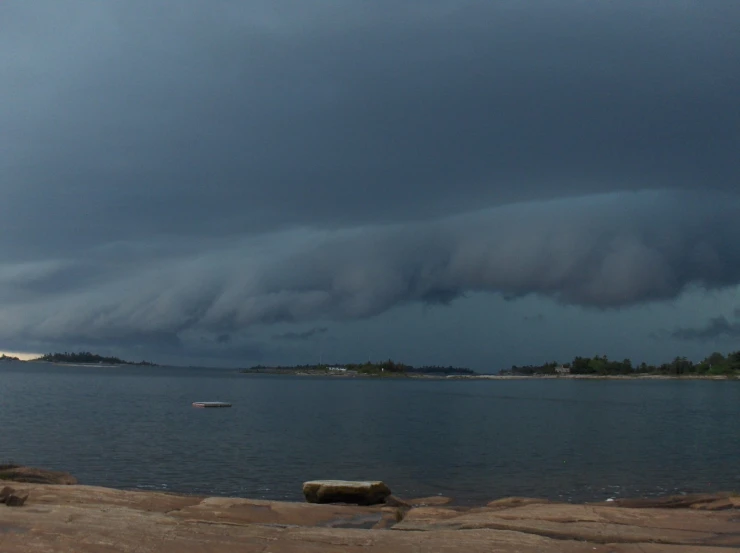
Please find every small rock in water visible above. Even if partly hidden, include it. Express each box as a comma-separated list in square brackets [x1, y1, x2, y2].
[303, 480, 392, 505]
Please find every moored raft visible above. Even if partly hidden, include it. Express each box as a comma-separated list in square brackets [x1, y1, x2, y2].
[192, 401, 232, 408]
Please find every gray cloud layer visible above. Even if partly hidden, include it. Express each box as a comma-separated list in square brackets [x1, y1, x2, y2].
[669, 317, 740, 341]
[272, 327, 328, 342]
[1, 190, 739, 355]
[2, 1, 739, 361]
[3, 1, 740, 256]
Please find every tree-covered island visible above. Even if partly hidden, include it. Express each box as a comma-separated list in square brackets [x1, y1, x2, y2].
[34, 352, 157, 366]
[241, 359, 476, 377]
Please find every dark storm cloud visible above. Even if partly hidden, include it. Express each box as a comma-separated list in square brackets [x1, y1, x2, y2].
[2, 0, 739, 258]
[272, 327, 328, 342]
[2, 189, 740, 354]
[665, 308, 740, 341]
[2, 1, 740, 359]
[669, 316, 740, 341]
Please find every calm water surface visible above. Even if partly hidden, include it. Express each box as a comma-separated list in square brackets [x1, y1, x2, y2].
[1, 362, 738, 504]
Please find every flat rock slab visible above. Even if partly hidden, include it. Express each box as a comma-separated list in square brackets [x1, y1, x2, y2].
[692, 499, 738, 511]
[1, 484, 739, 552]
[8, 483, 204, 513]
[486, 497, 551, 509]
[171, 496, 388, 528]
[0, 465, 76, 485]
[303, 480, 391, 505]
[408, 496, 453, 506]
[602, 493, 735, 509]
[394, 502, 740, 547]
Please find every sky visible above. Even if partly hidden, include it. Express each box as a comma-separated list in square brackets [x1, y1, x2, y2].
[1, 0, 739, 371]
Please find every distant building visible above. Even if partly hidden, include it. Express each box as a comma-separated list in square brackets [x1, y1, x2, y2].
[555, 366, 571, 376]
[327, 367, 347, 372]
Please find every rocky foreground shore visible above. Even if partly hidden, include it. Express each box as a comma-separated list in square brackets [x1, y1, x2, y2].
[1, 469, 739, 552]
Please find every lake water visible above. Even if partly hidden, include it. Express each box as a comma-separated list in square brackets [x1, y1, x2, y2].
[1, 362, 739, 504]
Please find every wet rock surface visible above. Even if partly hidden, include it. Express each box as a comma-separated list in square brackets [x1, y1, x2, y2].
[0, 484, 739, 552]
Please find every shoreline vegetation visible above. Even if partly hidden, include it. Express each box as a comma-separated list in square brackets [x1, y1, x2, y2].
[30, 352, 158, 367]
[241, 360, 475, 377]
[498, 351, 740, 378]
[4, 349, 739, 379]
[242, 350, 740, 379]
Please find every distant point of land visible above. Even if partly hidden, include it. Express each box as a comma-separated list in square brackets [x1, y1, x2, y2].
[0, 354, 21, 362]
[33, 351, 158, 367]
[240, 360, 475, 377]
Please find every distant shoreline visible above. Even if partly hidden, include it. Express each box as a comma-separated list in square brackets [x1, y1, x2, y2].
[239, 369, 735, 380]
[445, 374, 735, 380]
[3, 359, 156, 369]
[6, 360, 735, 380]
[32, 360, 128, 368]
[30, 352, 158, 367]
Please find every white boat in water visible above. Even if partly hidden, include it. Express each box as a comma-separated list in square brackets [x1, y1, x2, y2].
[192, 401, 232, 408]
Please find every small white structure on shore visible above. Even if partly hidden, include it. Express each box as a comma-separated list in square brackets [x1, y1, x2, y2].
[555, 366, 571, 376]
[327, 367, 347, 372]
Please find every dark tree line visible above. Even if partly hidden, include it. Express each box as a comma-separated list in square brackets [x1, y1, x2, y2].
[37, 352, 157, 366]
[501, 351, 740, 376]
[245, 359, 474, 376]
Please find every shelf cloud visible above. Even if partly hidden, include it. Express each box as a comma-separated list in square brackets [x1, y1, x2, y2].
[2, 1, 738, 365]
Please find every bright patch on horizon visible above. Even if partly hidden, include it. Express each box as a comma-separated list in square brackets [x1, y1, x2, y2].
[0, 351, 40, 361]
